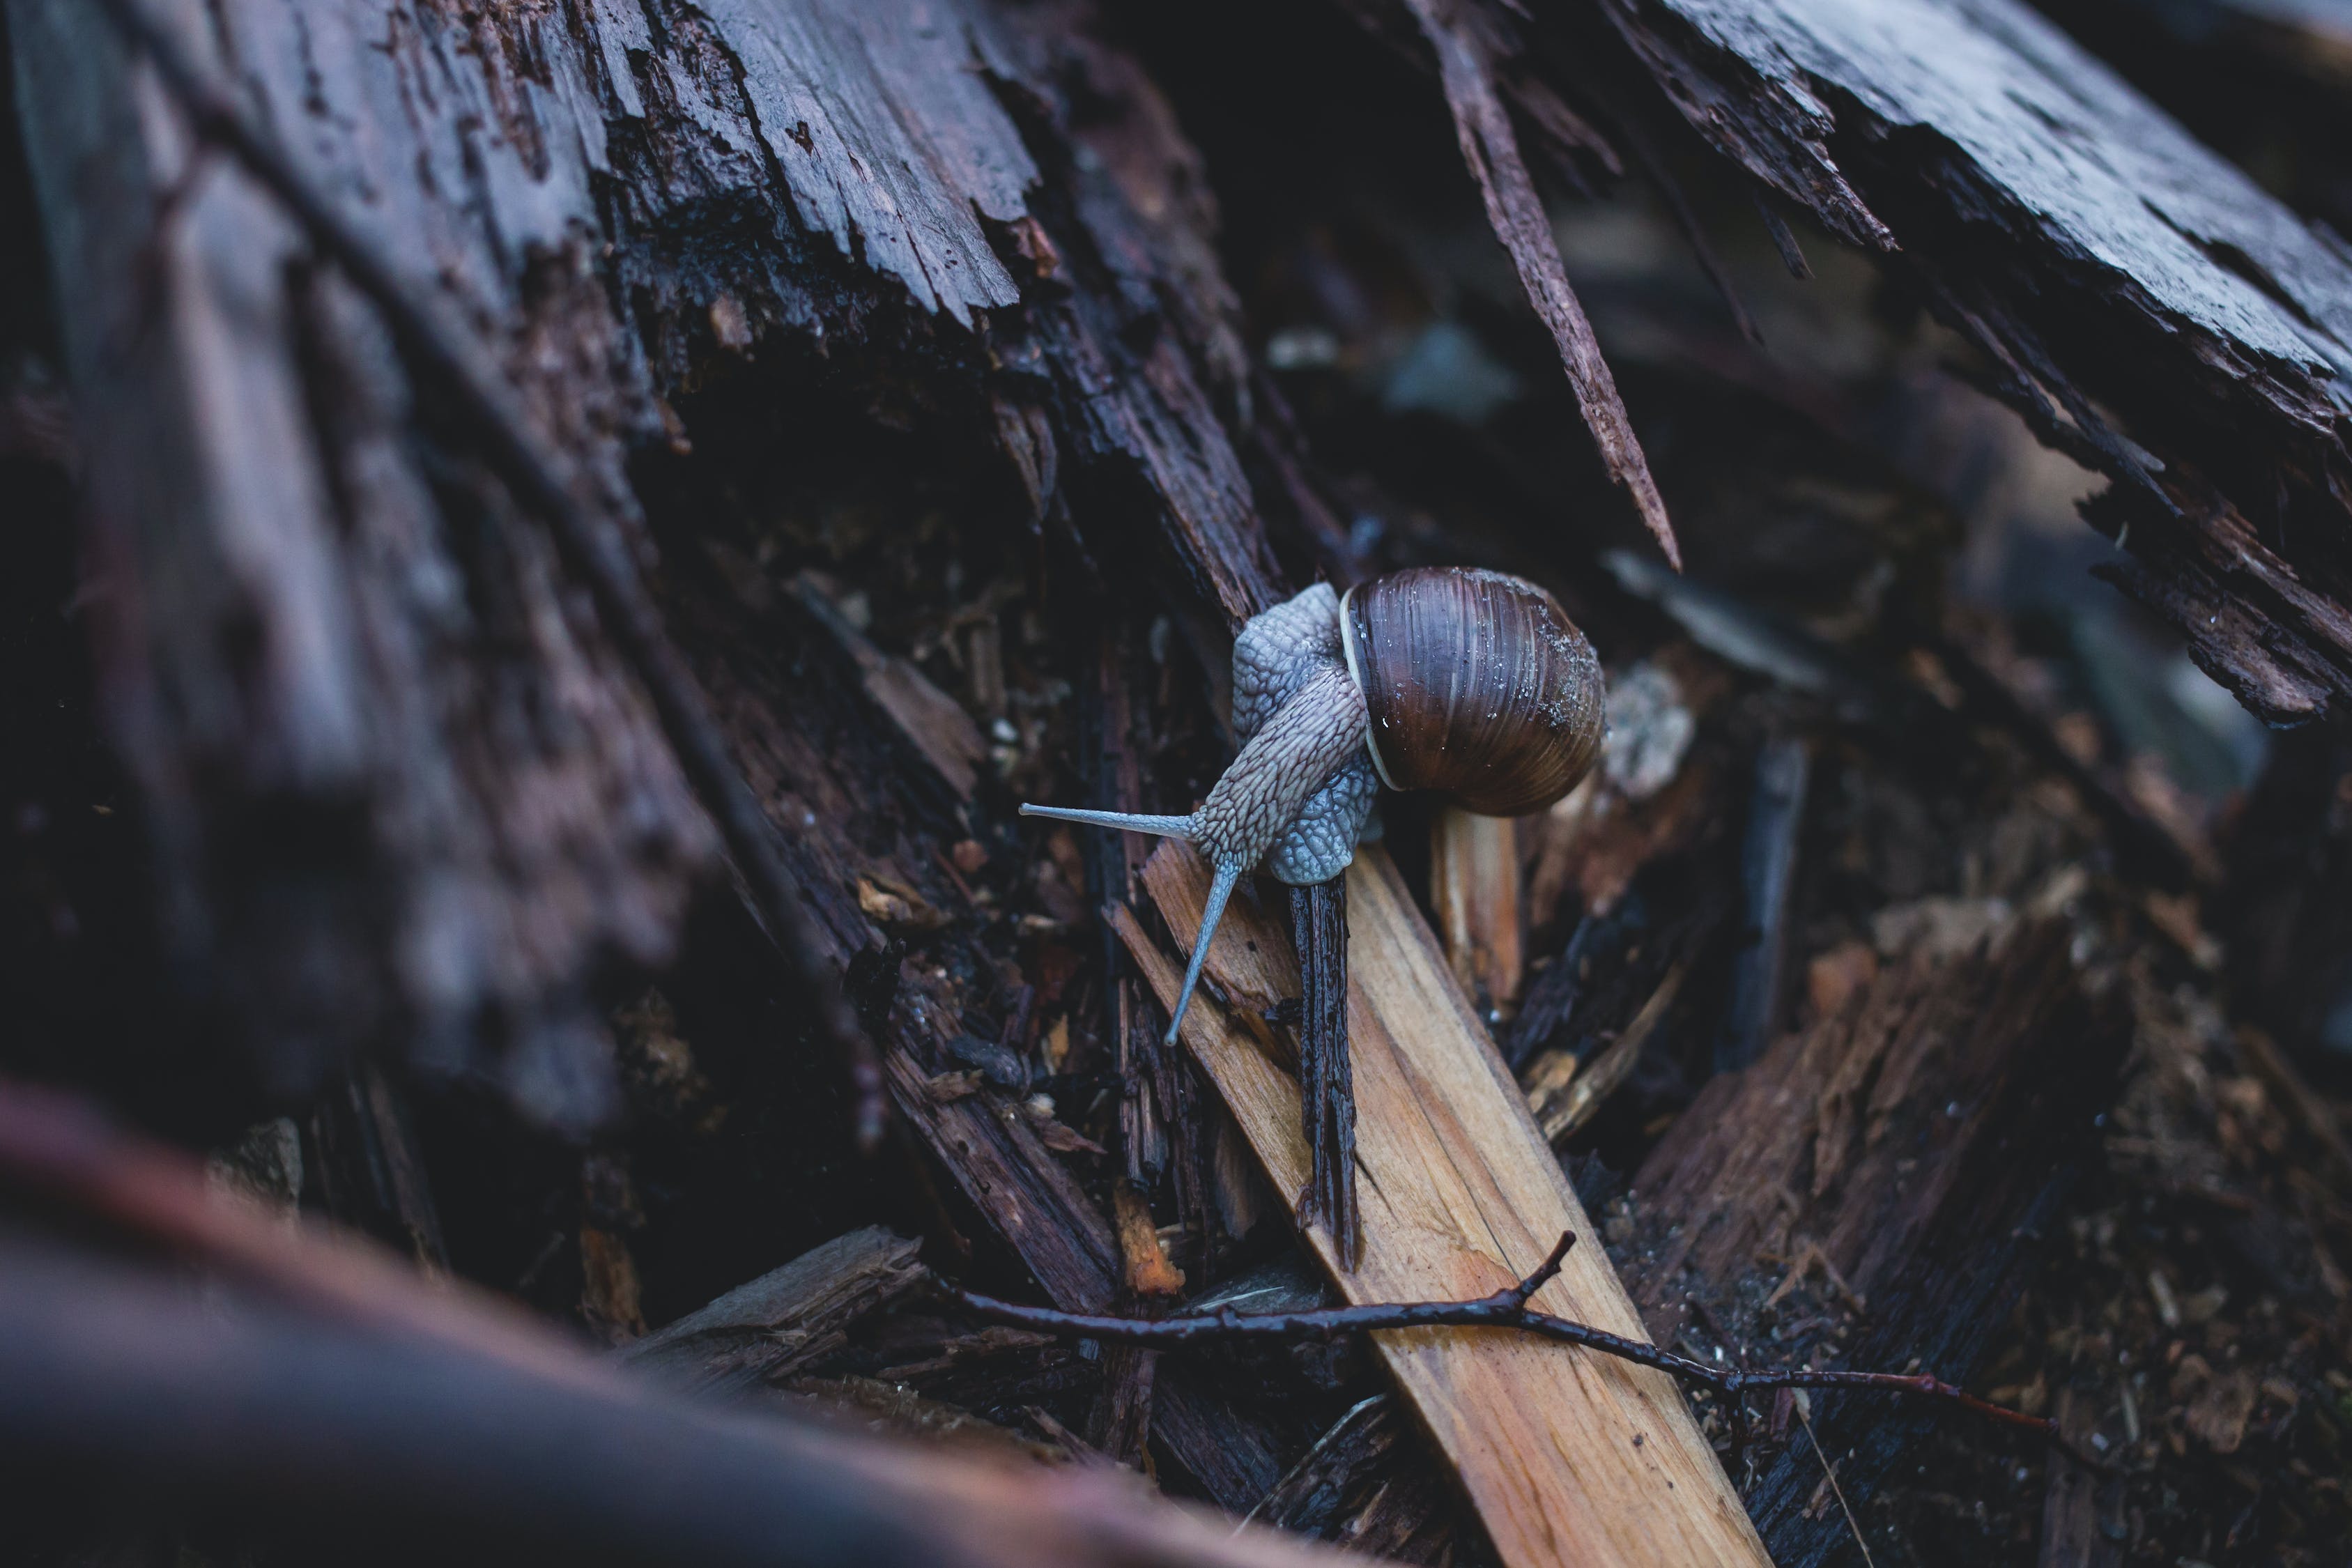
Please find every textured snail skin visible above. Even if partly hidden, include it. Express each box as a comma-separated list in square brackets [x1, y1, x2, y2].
[1342, 567, 1604, 817]
[1231, 585, 1383, 886]
[1194, 663, 1369, 873]
[1020, 581, 1374, 1040]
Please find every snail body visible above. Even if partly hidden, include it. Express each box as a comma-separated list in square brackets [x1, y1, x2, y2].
[1024, 567, 1603, 1041]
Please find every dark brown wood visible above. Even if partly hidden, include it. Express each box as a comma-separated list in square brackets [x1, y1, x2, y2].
[5, 31, 1381, 1542]
[1247, 1395, 1489, 1566]
[1523, 961, 1687, 1146]
[1086, 1341, 1162, 1470]
[1716, 735, 1811, 1072]
[6, 0, 1310, 1130]
[1096, 622, 1209, 1255]
[304, 1063, 449, 1273]
[1560, 0, 2352, 724]
[1289, 879, 1358, 1270]
[0, 1114, 1335, 1568]
[624, 1227, 927, 1392]
[1622, 910, 2128, 1565]
[2037, 1388, 2127, 1568]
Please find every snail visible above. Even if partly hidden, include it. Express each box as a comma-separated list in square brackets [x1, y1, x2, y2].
[1024, 567, 1605, 1041]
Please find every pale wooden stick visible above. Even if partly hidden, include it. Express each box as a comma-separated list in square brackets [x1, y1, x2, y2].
[1119, 843, 1768, 1568]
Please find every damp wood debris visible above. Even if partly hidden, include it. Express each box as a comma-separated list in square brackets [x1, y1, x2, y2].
[2, 0, 2351, 1565]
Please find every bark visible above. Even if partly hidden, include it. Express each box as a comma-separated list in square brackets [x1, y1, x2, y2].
[7, 0, 1346, 1509]
[622, 1226, 927, 1392]
[1249, 1394, 1491, 1565]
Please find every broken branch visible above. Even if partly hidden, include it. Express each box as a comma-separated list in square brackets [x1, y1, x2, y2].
[1401, 0, 1682, 568]
[951, 1230, 2058, 1442]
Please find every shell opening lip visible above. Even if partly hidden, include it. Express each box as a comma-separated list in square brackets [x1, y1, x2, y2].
[1337, 585, 1400, 793]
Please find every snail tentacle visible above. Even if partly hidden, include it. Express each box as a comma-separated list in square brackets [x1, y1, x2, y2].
[1165, 858, 1244, 1046]
[1016, 805, 1198, 839]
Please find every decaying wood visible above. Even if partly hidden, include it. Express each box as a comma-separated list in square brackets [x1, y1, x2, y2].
[3, 0, 1323, 1123]
[1247, 1394, 1487, 1565]
[790, 574, 986, 803]
[0, 1238, 1326, 1568]
[304, 1062, 449, 1273]
[624, 1227, 926, 1392]
[1121, 843, 1767, 1568]
[8, 2, 1390, 1471]
[1525, 960, 1687, 1146]
[1096, 622, 1211, 1257]
[1624, 904, 2128, 1565]
[1560, 0, 2352, 723]
[1291, 879, 1359, 1269]
[2038, 1388, 2126, 1568]
[8, 0, 709, 1123]
[1716, 735, 1811, 1072]
[1431, 807, 1525, 1017]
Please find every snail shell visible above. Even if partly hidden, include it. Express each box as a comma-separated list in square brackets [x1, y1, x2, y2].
[1340, 567, 1604, 818]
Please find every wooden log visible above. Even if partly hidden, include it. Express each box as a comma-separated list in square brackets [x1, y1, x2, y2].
[1119, 842, 1767, 1568]
[3, 0, 1309, 1117]
[0, 1098, 1344, 1568]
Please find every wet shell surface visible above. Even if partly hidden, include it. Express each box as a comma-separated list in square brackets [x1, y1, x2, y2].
[1339, 567, 1604, 817]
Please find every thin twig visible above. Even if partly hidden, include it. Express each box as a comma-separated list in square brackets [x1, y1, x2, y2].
[1798, 1403, 1877, 1568]
[950, 1231, 2059, 1443]
[86, 0, 884, 1146]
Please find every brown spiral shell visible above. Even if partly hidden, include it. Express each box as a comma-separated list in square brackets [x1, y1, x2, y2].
[1339, 568, 1604, 817]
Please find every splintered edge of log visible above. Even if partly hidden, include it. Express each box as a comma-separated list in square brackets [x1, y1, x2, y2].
[0, 1079, 1338, 1568]
[1526, 959, 1688, 1145]
[1118, 842, 1767, 1568]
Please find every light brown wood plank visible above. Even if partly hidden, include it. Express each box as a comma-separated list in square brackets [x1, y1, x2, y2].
[1118, 842, 1765, 1568]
